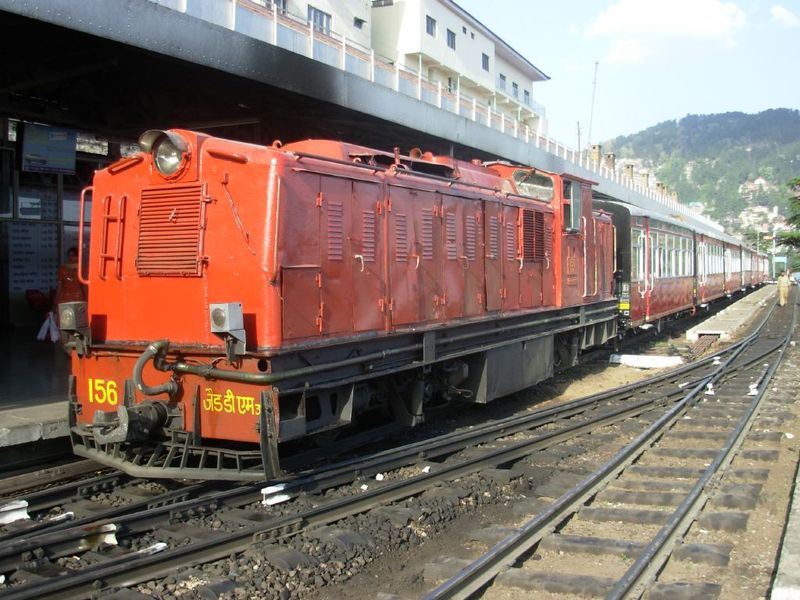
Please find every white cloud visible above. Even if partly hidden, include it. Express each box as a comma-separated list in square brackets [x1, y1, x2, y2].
[771, 5, 800, 27]
[587, 0, 747, 63]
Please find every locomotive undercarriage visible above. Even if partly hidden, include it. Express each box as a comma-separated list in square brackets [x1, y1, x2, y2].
[70, 300, 618, 480]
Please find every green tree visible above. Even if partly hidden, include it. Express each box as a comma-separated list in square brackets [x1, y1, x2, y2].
[778, 178, 800, 250]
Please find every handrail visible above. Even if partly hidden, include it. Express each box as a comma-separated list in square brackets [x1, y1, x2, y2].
[77, 186, 92, 286]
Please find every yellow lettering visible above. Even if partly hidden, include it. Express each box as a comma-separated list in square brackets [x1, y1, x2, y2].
[88, 378, 119, 406]
[201, 388, 259, 416]
[223, 389, 235, 413]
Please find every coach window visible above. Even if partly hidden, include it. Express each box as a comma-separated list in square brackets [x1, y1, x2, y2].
[562, 180, 581, 232]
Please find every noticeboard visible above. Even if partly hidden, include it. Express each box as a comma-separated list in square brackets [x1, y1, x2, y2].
[22, 123, 77, 174]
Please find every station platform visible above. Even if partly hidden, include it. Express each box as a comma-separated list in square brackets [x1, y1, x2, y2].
[686, 284, 777, 342]
[0, 327, 70, 450]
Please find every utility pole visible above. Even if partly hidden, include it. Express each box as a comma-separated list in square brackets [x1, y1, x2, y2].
[587, 61, 599, 153]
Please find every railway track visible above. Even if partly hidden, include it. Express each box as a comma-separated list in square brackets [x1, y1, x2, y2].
[421, 298, 796, 599]
[0, 294, 789, 599]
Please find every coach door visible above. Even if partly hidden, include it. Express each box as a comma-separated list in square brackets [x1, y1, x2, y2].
[351, 181, 386, 332]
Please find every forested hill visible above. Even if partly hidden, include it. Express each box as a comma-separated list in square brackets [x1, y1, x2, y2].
[603, 108, 800, 231]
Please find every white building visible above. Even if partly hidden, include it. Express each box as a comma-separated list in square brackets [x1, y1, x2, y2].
[370, 0, 549, 133]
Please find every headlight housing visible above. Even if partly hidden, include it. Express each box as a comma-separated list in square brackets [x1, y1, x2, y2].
[138, 130, 189, 177]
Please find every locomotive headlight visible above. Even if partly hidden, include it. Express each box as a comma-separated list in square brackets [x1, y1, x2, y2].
[138, 129, 189, 177]
[153, 136, 185, 175]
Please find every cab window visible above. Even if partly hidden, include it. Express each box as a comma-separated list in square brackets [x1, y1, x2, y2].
[512, 169, 554, 201]
[562, 180, 582, 232]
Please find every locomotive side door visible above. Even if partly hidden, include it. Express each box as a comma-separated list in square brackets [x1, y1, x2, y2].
[501, 203, 521, 311]
[560, 180, 585, 307]
[351, 180, 386, 332]
[280, 172, 322, 340]
[484, 201, 503, 312]
[462, 198, 485, 317]
[440, 194, 466, 319]
[387, 184, 425, 327]
[318, 176, 354, 336]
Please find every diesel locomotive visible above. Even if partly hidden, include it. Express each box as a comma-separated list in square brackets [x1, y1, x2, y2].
[59, 129, 765, 480]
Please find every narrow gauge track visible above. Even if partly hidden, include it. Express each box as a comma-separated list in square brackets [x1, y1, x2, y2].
[0, 300, 781, 600]
[0, 460, 107, 500]
[422, 298, 795, 599]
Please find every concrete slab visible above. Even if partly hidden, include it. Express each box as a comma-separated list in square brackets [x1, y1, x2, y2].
[0, 327, 70, 449]
[686, 286, 777, 342]
[771, 463, 800, 599]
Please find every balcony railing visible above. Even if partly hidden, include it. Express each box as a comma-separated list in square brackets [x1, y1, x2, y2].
[149, 0, 718, 230]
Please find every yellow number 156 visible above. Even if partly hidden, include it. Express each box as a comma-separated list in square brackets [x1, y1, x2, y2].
[88, 378, 119, 405]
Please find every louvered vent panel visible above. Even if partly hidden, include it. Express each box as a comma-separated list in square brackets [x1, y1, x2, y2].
[395, 214, 409, 262]
[545, 224, 554, 257]
[327, 202, 344, 260]
[534, 211, 546, 259]
[505, 223, 516, 262]
[522, 209, 535, 261]
[488, 216, 499, 260]
[446, 213, 458, 260]
[465, 216, 477, 261]
[421, 208, 434, 260]
[137, 185, 204, 276]
[362, 210, 376, 263]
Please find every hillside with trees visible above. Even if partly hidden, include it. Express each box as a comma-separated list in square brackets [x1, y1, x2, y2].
[603, 109, 800, 234]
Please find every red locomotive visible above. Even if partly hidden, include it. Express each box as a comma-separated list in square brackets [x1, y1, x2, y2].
[61, 130, 619, 480]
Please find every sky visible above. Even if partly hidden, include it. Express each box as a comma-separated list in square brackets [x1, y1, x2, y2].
[455, 0, 800, 149]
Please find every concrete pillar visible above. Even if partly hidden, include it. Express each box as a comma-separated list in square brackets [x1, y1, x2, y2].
[590, 143, 602, 163]
[623, 163, 635, 181]
[603, 152, 616, 171]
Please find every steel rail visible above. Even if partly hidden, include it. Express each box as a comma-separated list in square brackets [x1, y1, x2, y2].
[421, 304, 774, 600]
[607, 303, 796, 599]
[1, 334, 734, 558]
[1, 366, 713, 600]
[2, 302, 774, 598]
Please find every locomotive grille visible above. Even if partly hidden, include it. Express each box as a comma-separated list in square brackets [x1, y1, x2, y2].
[421, 208, 434, 260]
[522, 209, 547, 261]
[534, 211, 546, 259]
[505, 222, 516, 262]
[362, 210, 376, 263]
[446, 213, 458, 260]
[488, 216, 500, 260]
[522, 210, 536, 260]
[395, 214, 409, 262]
[327, 201, 344, 260]
[465, 216, 477, 261]
[136, 184, 205, 276]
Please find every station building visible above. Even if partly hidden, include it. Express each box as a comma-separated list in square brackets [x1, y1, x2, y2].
[0, 0, 549, 329]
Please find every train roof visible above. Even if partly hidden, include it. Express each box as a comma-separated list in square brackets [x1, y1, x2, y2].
[596, 199, 756, 251]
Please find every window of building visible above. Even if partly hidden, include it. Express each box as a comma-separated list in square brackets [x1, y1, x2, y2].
[498, 73, 506, 90]
[308, 5, 331, 33]
[353, 16, 366, 29]
[523, 89, 530, 105]
[512, 82, 519, 98]
[447, 29, 456, 49]
[426, 15, 436, 37]
[462, 26, 467, 34]
[271, 0, 287, 11]
[481, 53, 489, 71]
